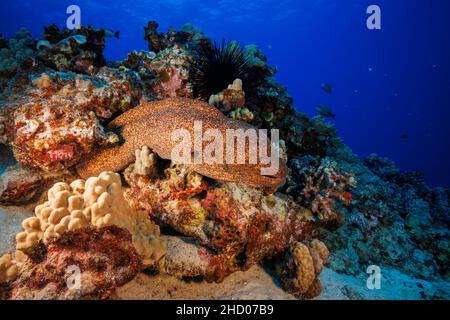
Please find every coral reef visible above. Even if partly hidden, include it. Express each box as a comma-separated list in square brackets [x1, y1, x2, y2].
[38, 24, 107, 74]
[113, 47, 193, 99]
[144, 21, 210, 54]
[0, 68, 141, 172]
[209, 78, 246, 113]
[0, 27, 141, 178]
[283, 156, 356, 222]
[0, 28, 35, 81]
[0, 22, 448, 300]
[15, 171, 166, 266]
[146, 47, 193, 98]
[0, 172, 166, 299]
[274, 240, 329, 299]
[121, 146, 339, 297]
[144, 21, 166, 53]
[159, 235, 328, 299]
[323, 153, 450, 282]
[4, 226, 143, 300]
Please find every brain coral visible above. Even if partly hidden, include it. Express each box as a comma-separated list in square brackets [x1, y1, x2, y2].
[15, 171, 166, 266]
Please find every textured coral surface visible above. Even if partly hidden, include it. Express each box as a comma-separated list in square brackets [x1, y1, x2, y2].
[121, 147, 341, 297]
[15, 171, 166, 266]
[4, 227, 142, 300]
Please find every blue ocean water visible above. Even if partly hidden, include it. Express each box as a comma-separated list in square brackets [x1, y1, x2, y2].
[1, 0, 449, 187]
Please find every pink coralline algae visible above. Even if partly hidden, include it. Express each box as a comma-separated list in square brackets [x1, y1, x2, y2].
[147, 47, 193, 99]
[0, 24, 350, 299]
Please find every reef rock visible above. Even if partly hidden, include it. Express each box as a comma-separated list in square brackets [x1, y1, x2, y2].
[0, 253, 19, 284]
[5, 227, 142, 300]
[0, 21, 448, 300]
[209, 78, 245, 113]
[121, 147, 342, 297]
[15, 171, 166, 266]
[0, 165, 41, 204]
[0, 69, 141, 172]
[38, 24, 107, 74]
[283, 156, 356, 222]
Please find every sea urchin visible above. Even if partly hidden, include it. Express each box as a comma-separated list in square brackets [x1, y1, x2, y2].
[191, 40, 249, 100]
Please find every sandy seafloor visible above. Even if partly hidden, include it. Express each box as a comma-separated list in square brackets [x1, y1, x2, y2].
[1, 205, 448, 300]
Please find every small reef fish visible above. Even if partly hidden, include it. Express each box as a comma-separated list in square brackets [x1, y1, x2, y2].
[103, 28, 120, 39]
[316, 105, 336, 119]
[321, 83, 332, 94]
[36, 39, 52, 50]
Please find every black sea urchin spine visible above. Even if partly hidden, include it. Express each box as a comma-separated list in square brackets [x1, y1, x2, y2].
[191, 40, 249, 100]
